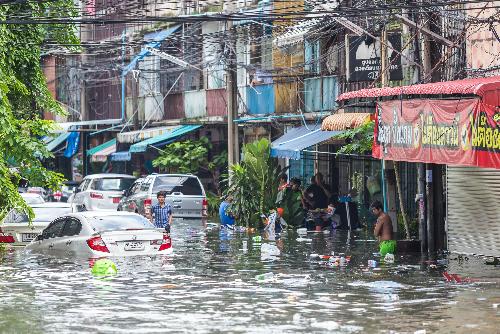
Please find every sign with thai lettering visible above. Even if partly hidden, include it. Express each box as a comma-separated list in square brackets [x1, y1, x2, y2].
[373, 99, 500, 169]
[347, 33, 403, 82]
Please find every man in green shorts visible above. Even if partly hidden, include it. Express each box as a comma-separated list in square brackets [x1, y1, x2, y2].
[371, 200, 396, 257]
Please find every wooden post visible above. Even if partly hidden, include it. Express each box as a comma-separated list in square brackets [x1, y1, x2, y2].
[226, 20, 239, 166]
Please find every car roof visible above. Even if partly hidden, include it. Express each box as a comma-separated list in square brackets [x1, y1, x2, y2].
[146, 174, 199, 178]
[83, 173, 136, 179]
[73, 210, 141, 219]
[21, 193, 43, 197]
[31, 202, 72, 208]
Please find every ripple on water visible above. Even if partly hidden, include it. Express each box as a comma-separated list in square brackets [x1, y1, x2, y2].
[0, 220, 498, 333]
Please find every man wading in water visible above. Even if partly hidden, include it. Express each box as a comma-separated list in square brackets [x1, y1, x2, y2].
[370, 200, 396, 256]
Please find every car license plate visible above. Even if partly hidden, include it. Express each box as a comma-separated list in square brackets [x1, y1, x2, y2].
[112, 197, 121, 204]
[124, 241, 144, 251]
[21, 233, 38, 243]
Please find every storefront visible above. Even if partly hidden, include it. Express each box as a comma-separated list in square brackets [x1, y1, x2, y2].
[336, 76, 500, 256]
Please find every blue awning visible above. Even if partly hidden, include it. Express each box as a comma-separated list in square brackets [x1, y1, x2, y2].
[46, 132, 71, 152]
[129, 125, 202, 153]
[271, 125, 342, 160]
[111, 151, 132, 162]
[123, 25, 181, 76]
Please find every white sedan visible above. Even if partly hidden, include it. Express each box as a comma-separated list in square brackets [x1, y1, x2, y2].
[1, 203, 73, 246]
[26, 211, 172, 257]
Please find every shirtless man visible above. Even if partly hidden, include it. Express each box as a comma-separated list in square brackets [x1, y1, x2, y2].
[370, 200, 396, 256]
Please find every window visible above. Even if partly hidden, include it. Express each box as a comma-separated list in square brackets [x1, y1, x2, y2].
[87, 215, 155, 232]
[128, 180, 143, 195]
[140, 178, 152, 192]
[152, 176, 203, 195]
[4, 207, 72, 224]
[42, 219, 66, 239]
[91, 178, 135, 191]
[60, 218, 82, 237]
[78, 179, 90, 192]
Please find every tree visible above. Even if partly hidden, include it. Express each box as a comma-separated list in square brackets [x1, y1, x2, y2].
[152, 137, 227, 195]
[225, 138, 284, 228]
[0, 1, 78, 222]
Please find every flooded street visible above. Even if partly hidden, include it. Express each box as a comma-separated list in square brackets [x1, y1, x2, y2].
[0, 219, 499, 334]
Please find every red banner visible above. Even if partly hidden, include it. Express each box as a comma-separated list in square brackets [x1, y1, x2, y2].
[373, 99, 500, 169]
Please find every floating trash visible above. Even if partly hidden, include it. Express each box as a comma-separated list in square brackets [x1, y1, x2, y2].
[255, 272, 274, 281]
[384, 253, 395, 263]
[91, 259, 117, 277]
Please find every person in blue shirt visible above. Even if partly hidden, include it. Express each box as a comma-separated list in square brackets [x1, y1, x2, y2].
[150, 191, 173, 233]
[219, 195, 235, 228]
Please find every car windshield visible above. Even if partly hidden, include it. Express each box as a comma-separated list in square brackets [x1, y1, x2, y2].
[87, 215, 155, 232]
[21, 195, 44, 204]
[5, 207, 72, 223]
[91, 178, 135, 191]
[152, 176, 203, 195]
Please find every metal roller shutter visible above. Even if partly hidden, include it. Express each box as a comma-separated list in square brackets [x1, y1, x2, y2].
[447, 166, 500, 256]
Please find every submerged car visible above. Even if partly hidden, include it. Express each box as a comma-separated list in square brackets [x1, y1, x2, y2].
[71, 173, 136, 211]
[26, 211, 172, 257]
[1, 203, 73, 246]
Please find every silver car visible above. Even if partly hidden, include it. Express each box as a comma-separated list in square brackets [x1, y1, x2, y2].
[1, 203, 73, 246]
[118, 174, 207, 219]
[26, 211, 172, 257]
[71, 174, 136, 211]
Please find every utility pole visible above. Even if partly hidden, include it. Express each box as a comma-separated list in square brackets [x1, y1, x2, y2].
[226, 20, 239, 166]
[418, 0, 432, 256]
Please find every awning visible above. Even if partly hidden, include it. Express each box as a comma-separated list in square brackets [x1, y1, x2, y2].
[271, 125, 342, 160]
[321, 113, 371, 131]
[129, 125, 202, 153]
[117, 126, 178, 144]
[87, 139, 116, 163]
[111, 151, 132, 162]
[337, 75, 500, 101]
[123, 25, 181, 75]
[46, 132, 71, 152]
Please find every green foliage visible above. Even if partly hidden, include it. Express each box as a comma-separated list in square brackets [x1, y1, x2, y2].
[206, 191, 222, 217]
[278, 188, 304, 227]
[225, 138, 283, 227]
[153, 137, 211, 173]
[0, 1, 78, 222]
[397, 214, 418, 239]
[334, 120, 375, 155]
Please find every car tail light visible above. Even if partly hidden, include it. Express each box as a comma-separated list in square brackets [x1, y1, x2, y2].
[0, 227, 14, 243]
[144, 198, 152, 215]
[90, 192, 104, 199]
[202, 198, 208, 217]
[158, 233, 171, 251]
[86, 236, 109, 253]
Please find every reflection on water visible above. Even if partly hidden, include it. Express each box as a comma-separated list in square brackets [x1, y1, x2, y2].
[0, 220, 499, 333]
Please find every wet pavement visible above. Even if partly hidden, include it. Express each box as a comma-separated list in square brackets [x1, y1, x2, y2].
[0, 219, 499, 333]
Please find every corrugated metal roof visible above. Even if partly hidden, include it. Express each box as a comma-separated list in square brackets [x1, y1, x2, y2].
[337, 76, 500, 101]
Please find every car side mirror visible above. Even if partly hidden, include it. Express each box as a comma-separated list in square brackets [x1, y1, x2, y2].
[122, 189, 128, 197]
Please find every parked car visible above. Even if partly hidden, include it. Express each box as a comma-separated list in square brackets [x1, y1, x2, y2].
[117, 174, 207, 219]
[1, 203, 73, 246]
[71, 174, 136, 211]
[26, 187, 49, 201]
[48, 181, 80, 202]
[20, 193, 45, 205]
[26, 211, 172, 257]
